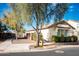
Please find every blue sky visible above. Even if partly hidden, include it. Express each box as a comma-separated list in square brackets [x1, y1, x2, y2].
[0, 3, 11, 18]
[64, 3, 79, 20]
[0, 3, 79, 30]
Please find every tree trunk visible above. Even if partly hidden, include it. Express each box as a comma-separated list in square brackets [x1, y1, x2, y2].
[36, 32, 40, 47]
[42, 38, 44, 46]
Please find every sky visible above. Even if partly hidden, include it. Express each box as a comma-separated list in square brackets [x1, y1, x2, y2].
[0, 3, 12, 19]
[64, 3, 79, 20]
[0, 3, 79, 30]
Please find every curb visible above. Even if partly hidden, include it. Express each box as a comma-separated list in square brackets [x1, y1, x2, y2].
[0, 46, 59, 54]
[0, 45, 79, 54]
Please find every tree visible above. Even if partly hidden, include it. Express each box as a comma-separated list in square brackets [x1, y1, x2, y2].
[4, 5, 26, 40]
[3, 12, 16, 30]
[10, 3, 68, 47]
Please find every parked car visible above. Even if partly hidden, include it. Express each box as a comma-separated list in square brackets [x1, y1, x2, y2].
[0, 22, 16, 40]
[0, 30, 16, 40]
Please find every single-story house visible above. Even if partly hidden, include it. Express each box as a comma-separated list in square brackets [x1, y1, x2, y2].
[25, 20, 79, 41]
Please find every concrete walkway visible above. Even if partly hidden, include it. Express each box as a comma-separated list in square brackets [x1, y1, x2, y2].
[0, 40, 79, 54]
[0, 40, 31, 53]
[0, 40, 12, 50]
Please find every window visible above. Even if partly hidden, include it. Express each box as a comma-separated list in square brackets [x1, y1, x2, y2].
[57, 29, 68, 37]
[57, 29, 61, 36]
[64, 30, 68, 37]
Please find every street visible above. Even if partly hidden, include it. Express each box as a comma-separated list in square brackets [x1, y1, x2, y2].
[0, 47, 79, 56]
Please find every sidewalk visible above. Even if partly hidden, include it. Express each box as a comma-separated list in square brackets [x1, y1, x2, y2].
[0, 40, 79, 54]
[0, 40, 12, 53]
[0, 40, 12, 51]
[0, 44, 56, 53]
[0, 40, 56, 53]
[1, 44, 79, 54]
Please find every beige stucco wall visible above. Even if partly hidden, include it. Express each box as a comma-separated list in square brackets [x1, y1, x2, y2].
[41, 27, 57, 41]
[67, 20, 79, 40]
[41, 29, 49, 41]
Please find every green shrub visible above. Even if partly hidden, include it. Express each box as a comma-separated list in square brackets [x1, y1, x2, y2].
[70, 35, 78, 42]
[39, 33, 43, 41]
[51, 35, 78, 42]
[32, 32, 37, 41]
[51, 36, 60, 42]
[55, 36, 60, 42]
[65, 36, 71, 42]
[32, 32, 43, 41]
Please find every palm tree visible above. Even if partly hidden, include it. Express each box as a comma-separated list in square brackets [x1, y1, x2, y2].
[10, 3, 69, 47]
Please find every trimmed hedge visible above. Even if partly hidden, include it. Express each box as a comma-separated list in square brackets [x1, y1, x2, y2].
[32, 33, 43, 41]
[51, 35, 78, 42]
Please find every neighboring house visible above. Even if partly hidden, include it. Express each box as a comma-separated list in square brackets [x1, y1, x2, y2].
[25, 20, 79, 41]
[0, 21, 16, 40]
